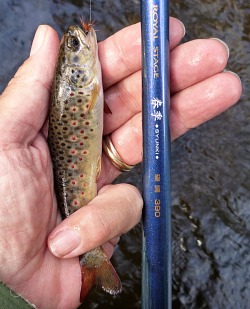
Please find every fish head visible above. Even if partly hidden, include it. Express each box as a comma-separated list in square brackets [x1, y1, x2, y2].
[61, 25, 97, 67]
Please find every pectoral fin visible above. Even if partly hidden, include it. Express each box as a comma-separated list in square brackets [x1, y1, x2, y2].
[87, 83, 100, 113]
[96, 156, 101, 182]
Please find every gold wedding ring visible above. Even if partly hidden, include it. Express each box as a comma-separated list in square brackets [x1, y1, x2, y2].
[102, 135, 134, 172]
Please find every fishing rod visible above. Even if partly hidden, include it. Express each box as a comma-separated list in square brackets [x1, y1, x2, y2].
[141, 0, 171, 308]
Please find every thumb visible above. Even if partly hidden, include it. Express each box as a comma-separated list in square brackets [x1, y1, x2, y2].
[0, 25, 60, 147]
[48, 184, 143, 259]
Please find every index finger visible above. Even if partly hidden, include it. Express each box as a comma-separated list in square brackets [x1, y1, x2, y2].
[99, 18, 185, 89]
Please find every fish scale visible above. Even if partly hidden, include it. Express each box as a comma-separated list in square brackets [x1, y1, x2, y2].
[49, 87, 101, 214]
[48, 23, 121, 301]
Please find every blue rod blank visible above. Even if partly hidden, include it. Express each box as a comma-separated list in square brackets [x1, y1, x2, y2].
[141, 0, 171, 308]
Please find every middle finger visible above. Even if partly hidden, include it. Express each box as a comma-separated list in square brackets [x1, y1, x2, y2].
[103, 38, 229, 135]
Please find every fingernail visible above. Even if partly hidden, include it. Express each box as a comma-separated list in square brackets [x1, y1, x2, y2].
[223, 70, 241, 81]
[172, 20, 186, 40]
[179, 20, 186, 38]
[49, 229, 81, 257]
[210, 38, 230, 58]
[30, 25, 47, 56]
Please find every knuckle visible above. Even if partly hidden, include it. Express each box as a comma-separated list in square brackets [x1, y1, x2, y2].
[88, 206, 112, 245]
[121, 183, 143, 223]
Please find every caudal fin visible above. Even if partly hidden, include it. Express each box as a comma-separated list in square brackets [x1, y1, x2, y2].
[80, 256, 122, 301]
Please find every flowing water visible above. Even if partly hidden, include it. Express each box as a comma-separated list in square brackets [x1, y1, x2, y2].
[0, 0, 249, 308]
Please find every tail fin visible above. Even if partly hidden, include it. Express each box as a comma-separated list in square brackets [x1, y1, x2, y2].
[80, 255, 122, 301]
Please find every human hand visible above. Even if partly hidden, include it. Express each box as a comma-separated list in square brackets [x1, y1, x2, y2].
[0, 24, 142, 309]
[0, 17, 241, 309]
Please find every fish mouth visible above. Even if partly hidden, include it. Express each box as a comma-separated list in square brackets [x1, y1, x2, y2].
[67, 25, 94, 38]
[66, 25, 95, 48]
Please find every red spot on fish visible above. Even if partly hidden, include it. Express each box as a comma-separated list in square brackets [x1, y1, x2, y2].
[70, 93, 74, 96]
[72, 180, 76, 185]
[72, 121, 77, 126]
[79, 142, 83, 146]
[79, 157, 83, 161]
[71, 150, 76, 154]
[73, 200, 78, 206]
[81, 113, 85, 118]
[80, 129, 84, 134]
[81, 191, 85, 195]
[80, 174, 83, 178]
[85, 121, 89, 125]
[71, 164, 75, 169]
[72, 136, 76, 141]
[83, 150, 87, 154]
[78, 91, 84, 95]
[72, 107, 77, 112]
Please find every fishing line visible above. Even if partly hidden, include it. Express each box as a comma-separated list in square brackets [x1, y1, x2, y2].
[89, 0, 92, 23]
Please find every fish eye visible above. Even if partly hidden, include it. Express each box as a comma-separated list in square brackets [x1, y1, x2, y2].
[67, 36, 80, 51]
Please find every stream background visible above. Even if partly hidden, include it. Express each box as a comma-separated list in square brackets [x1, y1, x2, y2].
[0, 0, 249, 308]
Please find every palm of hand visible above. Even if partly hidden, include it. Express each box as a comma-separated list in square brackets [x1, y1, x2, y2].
[0, 137, 81, 308]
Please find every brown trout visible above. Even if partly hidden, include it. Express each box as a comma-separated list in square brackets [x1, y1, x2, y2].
[48, 22, 121, 301]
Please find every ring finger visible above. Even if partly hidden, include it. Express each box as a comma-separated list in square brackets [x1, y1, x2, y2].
[98, 71, 242, 187]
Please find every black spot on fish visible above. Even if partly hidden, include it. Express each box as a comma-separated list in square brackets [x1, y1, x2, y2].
[70, 76, 78, 84]
[73, 55, 79, 63]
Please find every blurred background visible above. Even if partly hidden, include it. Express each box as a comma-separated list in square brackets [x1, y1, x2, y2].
[0, 0, 249, 308]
